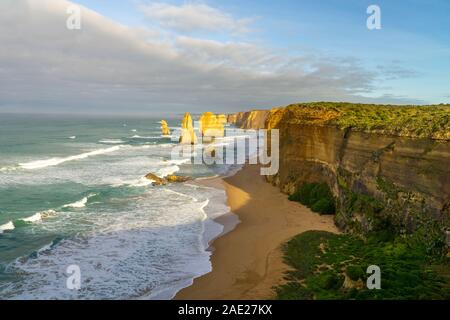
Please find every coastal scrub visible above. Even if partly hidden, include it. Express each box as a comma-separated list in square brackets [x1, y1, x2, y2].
[288, 183, 336, 215]
[275, 231, 450, 300]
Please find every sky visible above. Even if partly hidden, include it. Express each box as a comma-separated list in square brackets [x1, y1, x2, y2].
[0, 0, 449, 115]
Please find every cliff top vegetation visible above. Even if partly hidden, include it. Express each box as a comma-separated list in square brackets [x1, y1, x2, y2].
[277, 102, 450, 140]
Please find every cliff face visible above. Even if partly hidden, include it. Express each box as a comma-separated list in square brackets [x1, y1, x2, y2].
[227, 110, 270, 129]
[228, 105, 450, 240]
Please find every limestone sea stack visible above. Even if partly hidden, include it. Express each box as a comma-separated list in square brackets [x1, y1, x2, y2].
[217, 114, 227, 125]
[199, 112, 225, 142]
[160, 120, 171, 135]
[179, 112, 197, 144]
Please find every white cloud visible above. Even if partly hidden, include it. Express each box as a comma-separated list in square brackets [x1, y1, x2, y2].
[140, 2, 253, 34]
[0, 0, 420, 115]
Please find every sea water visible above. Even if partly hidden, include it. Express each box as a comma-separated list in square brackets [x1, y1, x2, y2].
[0, 114, 240, 299]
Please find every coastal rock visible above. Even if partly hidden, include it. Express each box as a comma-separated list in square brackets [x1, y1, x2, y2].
[166, 175, 191, 183]
[160, 120, 171, 136]
[179, 112, 197, 145]
[144, 173, 167, 186]
[145, 173, 191, 185]
[199, 112, 225, 142]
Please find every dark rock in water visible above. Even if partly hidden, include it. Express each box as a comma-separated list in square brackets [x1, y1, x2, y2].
[144, 173, 167, 186]
[166, 175, 191, 183]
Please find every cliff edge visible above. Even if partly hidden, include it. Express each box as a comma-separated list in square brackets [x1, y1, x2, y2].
[228, 102, 450, 251]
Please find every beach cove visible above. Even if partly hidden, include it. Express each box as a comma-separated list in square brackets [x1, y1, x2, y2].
[176, 165, 339, 300]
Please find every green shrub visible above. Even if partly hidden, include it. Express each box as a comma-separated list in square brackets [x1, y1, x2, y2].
[284, 102, 450, 140]
[311, 198, 336, 215]
[275, 231, 450, 300]
[317, 272, 344, 290]
[346, 265, 365, 281]
[289, 183, 336, 215]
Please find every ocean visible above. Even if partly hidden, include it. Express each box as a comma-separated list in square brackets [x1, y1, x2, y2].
[0, 114, 240, 299]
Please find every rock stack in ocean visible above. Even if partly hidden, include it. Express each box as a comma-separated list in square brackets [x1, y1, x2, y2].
[179, 112, 197, 144]
[160, 120, 171, 136]
[217, 114, 227, 125]
[199, 112, 225, 142]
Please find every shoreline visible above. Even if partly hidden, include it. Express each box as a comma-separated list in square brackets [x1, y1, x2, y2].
[175, 165, 339, 300]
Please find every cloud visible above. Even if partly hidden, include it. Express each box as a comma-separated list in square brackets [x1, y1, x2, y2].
[376, 62, 420, 80]
[140, 2, 253, 34]
[0, 0, 419, 115]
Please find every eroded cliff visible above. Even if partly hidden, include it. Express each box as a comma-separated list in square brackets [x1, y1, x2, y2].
[228, 103, 450, 249]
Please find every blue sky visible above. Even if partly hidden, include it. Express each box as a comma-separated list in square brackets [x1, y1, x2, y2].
[0, 0, 449, 114]
[74, 0, 450, 104]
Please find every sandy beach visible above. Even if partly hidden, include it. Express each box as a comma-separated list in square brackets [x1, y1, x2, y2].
[175, 165, 339, 300]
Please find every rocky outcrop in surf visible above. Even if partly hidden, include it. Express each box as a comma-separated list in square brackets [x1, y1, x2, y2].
[179, 112, 197, 145]
[160, 120, 171, 136]
[145, 172, 192, 186]
[166, 175, 191, 183]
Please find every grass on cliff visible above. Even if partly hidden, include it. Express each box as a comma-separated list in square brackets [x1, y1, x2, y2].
[275, 231, 450, 300]
[282, 102, 450, 140]
[289, 183, 336, 215]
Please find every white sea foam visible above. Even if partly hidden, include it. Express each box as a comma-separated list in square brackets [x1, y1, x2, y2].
[63, 194, 96, 209]
[21, 212, 42, 223]
[0, 180, 233, 299]
[131, 135, 161, 139]
[19, 146, 121, 170]
[0, 166, 17, 173]
[119, 176, 154, 187]
[156, 165, 180, 178]
[99, 139, 125, 144]
[157, 158, 190, 166]
[68, 136, 76, 139]
[21, 210, 57, 224]
[0, 221, 15, 233]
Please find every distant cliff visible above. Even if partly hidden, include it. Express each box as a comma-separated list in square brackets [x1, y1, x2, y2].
[228, 103, 450, 248]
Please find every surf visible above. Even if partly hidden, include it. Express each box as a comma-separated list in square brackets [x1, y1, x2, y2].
[18, 146, 121, 170]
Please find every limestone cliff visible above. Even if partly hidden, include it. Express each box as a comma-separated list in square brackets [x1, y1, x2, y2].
[227, 110, 270, 129]
[228, 103, 450, 243]
[179, 112, 197, 144]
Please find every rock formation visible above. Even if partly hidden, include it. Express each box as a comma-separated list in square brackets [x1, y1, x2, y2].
[217, 114, 227, 125]
[144, 173, 167, 186]
[166, 175, 191, 183]
[179, 112, 197, 144]
[199, 112, 225, 142]
[228, 103, 450, 242]
[145, 172, 191, 185]
[160, 120, 171, 136]
[227, 110, 270, 129]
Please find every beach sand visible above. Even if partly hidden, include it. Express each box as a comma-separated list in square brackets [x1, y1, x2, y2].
[175, 165, 339, 300]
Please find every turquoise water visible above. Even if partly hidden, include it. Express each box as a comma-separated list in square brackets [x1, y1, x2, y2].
[0, 114, 234, 299]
